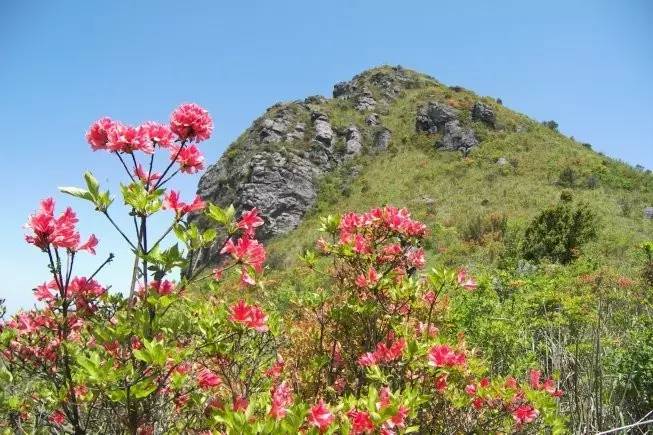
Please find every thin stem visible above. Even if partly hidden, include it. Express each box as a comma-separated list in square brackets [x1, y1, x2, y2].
[116, 153, 136, 183]
[153, 141, 186, 190]
[88, 253, 115, 281]
[102, 211, 137, 250]
[147, 222, 177, 255]
[156, 168, 180, 188]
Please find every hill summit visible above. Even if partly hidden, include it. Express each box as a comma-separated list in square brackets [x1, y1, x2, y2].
[192, 65, 651, 272]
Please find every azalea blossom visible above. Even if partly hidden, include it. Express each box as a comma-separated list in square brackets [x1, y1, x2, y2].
[355, 267, 380, 289]
[237, 208, 264, 237]
[434, 375, 448, 392]
[149, 280, 175, 296]
[134, 163, 162, 186]
[232, 396, 249, 412]
[307, 399, 335, 432]
[86, 117, 116, 151]
[269, 381, 293, 420]
[347, 409, 375, 434]
[427, 344, 466, 368]
[106, 122, 154, 154]
[229, 300, 268, 332]
[512, 404, 539, 424]
[456, 268, 478, 290]
[170, 144, 205, 174]
[197, 368, 221, 389]
[221, 237, 266, 273]
[163, 190, 205, 217]
[357, 334, 405, 366]
[139, 122, 175, 148]
[169, 103, 213, 142]
[25, 198, 98, 254]
[50, 410, 66, 425]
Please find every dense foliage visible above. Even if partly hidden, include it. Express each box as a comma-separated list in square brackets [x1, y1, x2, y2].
[0, 105, 569, 434]
[521, 201, 597, 264]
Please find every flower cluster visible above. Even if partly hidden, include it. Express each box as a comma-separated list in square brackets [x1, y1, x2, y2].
[229, 300, 269, 332]
[86, 102, 212, 177]
[25, 198, 97, 253]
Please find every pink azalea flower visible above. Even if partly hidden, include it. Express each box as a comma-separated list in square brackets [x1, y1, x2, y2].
[406, 247, 426, 268]
[197, 368, 221, 390]
[50, 410, 66, 425]
[149, 280, 175, 296]
[347, 409, 375, 434]
[427, 344, 467, 368]
[134, 163, 162, 186]
[86, 117, 116, 151]
[163, 190, 205, 217]
[170, 103, 213, 142]
[434, 375, 448, 392]
[221, 237, 266, 273]
[232, 396, 249, 412]
[269, 381, 293, 420]
[456, 268, 478, 290]
[237, 208, 264, 237]
[229, 300, 268, 332]
[512, 404, 539, 424]
[25, 198, 97, 254]
[170, 144, 205, 174]
[307, 399, 335, 432]
[139, 122, 175, 148]
[106, 122, 154, 154]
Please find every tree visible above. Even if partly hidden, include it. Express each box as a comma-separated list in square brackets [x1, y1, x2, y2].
[522, 202, 597, 264]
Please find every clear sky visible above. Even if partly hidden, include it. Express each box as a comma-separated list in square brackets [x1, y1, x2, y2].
[1, 0, 652, 314]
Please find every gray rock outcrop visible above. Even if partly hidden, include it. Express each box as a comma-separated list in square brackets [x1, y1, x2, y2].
[416, 101, 479, 154]
[472, 101, 496, 127]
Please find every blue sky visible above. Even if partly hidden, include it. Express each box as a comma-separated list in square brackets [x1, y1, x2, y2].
[1, 0, 651, 314]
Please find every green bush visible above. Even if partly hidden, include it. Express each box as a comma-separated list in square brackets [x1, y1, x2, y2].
[522, 202, 597, 264]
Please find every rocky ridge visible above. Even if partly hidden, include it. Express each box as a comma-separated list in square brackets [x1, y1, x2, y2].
[192, 66, 497, 268]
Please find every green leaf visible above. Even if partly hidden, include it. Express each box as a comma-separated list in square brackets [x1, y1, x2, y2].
[59, 186, 93, 201]
[84, 171, 100, 196]
[131, 378, 157, 399]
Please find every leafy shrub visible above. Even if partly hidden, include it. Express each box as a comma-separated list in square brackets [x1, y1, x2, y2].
[522, 202, 597, 264]
[461, 212, 508, 244]
[542, 120, 559, 131]
[557, 167, 578, 188]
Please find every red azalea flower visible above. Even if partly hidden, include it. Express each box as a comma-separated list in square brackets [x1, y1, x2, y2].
[163, 190, 205, 217]
[140, 121, 175, 148]
[456, 268, 478, 290]
[221, 237, 266, 273]
[269, 381, 293, 420]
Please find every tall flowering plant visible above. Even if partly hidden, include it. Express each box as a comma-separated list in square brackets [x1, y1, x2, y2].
[0, 104, 281, 434]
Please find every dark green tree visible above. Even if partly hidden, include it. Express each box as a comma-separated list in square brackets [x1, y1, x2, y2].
[522, 201, 597, 264]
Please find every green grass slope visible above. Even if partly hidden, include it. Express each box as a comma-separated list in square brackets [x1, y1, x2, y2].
[263, 66, 652, 277]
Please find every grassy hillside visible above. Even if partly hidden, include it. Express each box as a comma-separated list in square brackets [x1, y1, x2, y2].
[265, 67, 652, 276]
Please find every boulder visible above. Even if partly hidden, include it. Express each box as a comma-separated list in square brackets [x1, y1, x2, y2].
[416, 102, 459, 133]
[497, 157, 509, 166]
[644, 207, 653, 219]
[365, 113, 380, 126]
[472, 101, 496, 127]
[345, 125, 362, 157]
[373, 128, 392, 152]
[438, 120, 478, 154]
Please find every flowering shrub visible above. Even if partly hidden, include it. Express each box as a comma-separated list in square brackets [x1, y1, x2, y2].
[0, 104, 565, 434]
